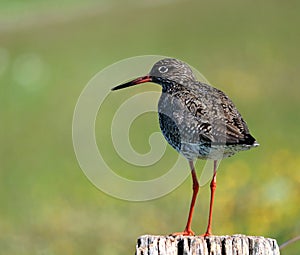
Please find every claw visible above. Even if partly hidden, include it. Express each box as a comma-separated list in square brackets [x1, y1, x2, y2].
[171, 229, 195, 236]
[202, 231, 212, 237]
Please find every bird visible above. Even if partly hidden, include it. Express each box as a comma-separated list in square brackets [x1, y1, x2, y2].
[111, 58, 258, 236]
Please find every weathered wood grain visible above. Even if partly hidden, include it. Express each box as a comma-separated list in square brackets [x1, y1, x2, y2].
[135, 234, 280, 255]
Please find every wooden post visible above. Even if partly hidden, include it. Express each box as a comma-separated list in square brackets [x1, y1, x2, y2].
[135, 234, 280, 255]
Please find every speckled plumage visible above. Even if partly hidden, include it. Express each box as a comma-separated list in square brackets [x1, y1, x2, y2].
[148, 58, 258, 160]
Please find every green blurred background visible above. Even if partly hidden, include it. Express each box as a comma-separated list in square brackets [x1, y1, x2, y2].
[1, 0, 300, 254]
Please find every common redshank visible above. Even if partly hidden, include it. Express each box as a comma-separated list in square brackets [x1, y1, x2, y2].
[111, 58, 258, 236]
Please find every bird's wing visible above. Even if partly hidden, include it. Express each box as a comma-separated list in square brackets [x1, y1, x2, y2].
[176, 82, 255, 145]
[214, 88, 255, 145]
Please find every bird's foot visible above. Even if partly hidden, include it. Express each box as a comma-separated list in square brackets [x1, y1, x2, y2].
[201, 231, 212, 237]
[170, 229, 195, 236]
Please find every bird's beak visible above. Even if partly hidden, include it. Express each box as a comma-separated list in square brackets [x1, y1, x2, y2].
[111, 75, 153, 91]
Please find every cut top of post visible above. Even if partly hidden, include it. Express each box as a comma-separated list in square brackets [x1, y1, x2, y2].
[135, 234, 280, 255]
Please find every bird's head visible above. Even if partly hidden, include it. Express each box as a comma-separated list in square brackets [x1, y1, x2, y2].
[111, 58, 196, 91]
[149, 58, 196, 84]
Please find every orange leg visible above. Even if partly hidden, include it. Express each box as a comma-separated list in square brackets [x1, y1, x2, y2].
[172, 160, 199, 236]
[204, 160, 217, 236]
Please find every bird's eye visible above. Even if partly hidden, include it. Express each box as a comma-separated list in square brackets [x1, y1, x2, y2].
[158, 66, 168, 73]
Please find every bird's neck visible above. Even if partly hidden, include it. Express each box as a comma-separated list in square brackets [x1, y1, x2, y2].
[160, 81, 184, 94]
[151, 76, 190, 94]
